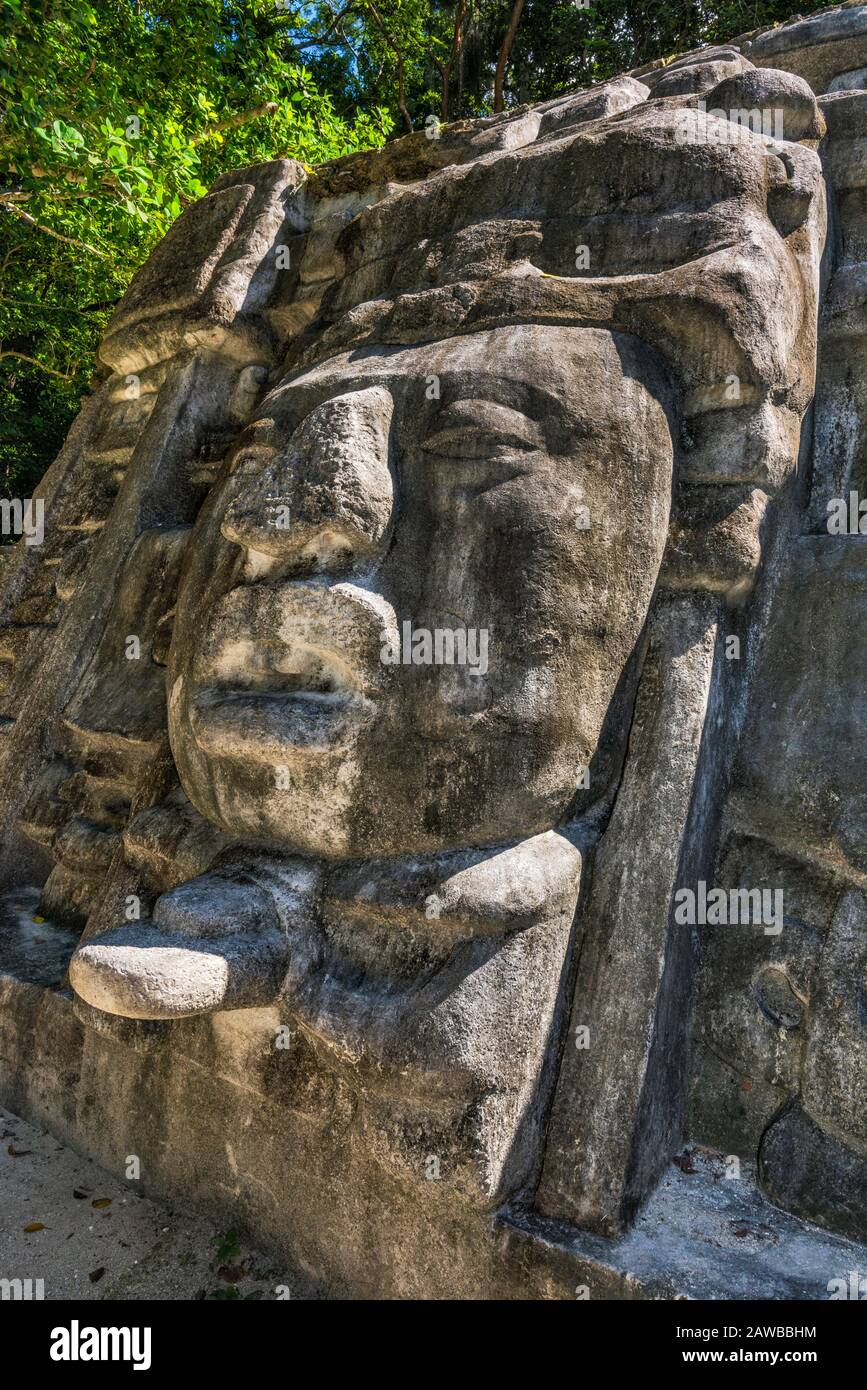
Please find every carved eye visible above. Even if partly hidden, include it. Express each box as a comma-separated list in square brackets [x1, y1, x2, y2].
[421, 400, 543, 459]
[421, 426, 537, 459]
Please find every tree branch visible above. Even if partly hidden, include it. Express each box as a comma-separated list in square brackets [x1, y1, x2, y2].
[193, 100, 279, 143]
[68, 55, 97, 100]
[363, 0, 413, 132]
[0, 296, 101, 318]
[0, 201, 109, 257]
[293, 2, 360, 49]
[0, 350, 75, 380]
[434, 0, 468, 124]
[0, 245, 20, 280]
[2, 187, 107, 203]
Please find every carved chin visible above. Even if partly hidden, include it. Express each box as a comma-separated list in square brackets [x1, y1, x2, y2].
[201, 774, 361, 859]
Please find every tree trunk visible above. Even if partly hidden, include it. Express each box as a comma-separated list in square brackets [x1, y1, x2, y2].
[438, 0, 468, 125]
[494, 0, 526, 113]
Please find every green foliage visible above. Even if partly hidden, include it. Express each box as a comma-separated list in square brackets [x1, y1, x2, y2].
[499, 1, 838, 104]
[213, 1228, 242, 1264]
[295, 2, 838, 128]
[0, 0, 392, 497]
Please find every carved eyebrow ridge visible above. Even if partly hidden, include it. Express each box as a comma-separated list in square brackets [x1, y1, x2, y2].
[421, 399, 545, 453]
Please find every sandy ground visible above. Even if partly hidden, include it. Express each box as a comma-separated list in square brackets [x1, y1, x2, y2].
[0, 1106, 317, 1300]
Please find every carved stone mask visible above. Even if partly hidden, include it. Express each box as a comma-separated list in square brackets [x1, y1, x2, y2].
[168, 322, 674, 858]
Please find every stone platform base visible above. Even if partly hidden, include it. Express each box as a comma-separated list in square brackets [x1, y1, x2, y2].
[1, 893, 864, 1301]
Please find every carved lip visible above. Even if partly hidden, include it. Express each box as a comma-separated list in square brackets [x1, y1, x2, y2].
[187, 579, 393, 757]
[202, 633, 362, 698]
[189, 681, 371, 758]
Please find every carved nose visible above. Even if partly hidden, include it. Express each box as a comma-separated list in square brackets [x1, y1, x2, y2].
[222, 385, 394, 572]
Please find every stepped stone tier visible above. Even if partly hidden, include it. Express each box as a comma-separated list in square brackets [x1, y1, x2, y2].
[2, 2, 867, 1299]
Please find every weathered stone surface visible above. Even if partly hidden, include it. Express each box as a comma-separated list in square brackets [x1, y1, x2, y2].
[705, 67, 826, 140]
[829, 63, 867, 88]
[651, 56, 755, 98]
[1, 5, 867, 1298]
[170, 325, 676, 860]
[537, 597, 719, 1234]
[635, 2, 867, 96]
[742, 3, 867, 93]
[759, 1103, 867, 1243]
[687, 64, 867, 1245]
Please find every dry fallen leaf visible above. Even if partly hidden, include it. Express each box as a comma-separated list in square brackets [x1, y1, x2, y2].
[23, 1222, 45, 1233]
[672, 1149, 696, 1174]
[91, 1197, 112, 1209]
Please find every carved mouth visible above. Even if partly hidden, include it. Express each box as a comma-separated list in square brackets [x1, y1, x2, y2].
[186, 580, 395, 758]
[190, 683, 370, 757]
[189, 637, 370, 756]
[206, 636, 360, 699]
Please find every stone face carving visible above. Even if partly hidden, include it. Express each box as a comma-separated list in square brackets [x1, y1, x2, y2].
[3, 6, 867, 1297]
[168, 325, 673, 859]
